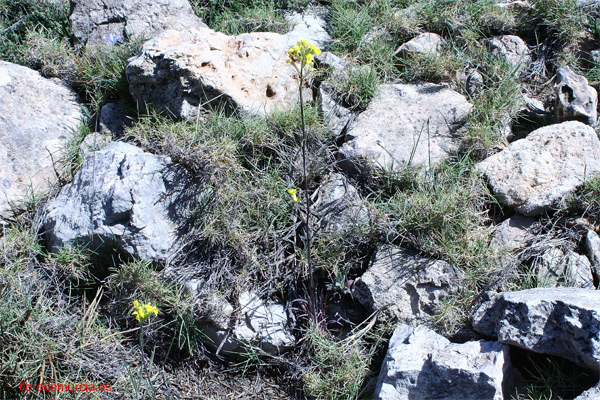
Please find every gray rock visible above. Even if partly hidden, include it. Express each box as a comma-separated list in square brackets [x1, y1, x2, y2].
[44, 142, 195, 262]
[200, 291, 294, 356]
[583, 229, 600, 286]
[127, 27, 317, 119]
[375, 324, 512, 400]
[353, 245, 463, 324]
[476, 121, 600, 216]
[315, 52, 349, 79]
[284, 11, 330, 49]
[473, 287, 600, 370]
[395, 32, 445, 56]
[555, 66, 598, 126]
[488, 35, 532, 73]
[70, 0, 206, 46]
[100, 102, 132, 137]
[78, 132, 112, 159]
[319, 82, 356, 137]
[313, 173, 370, 234]
[0, 61, 82, 218]
[491, 215, 537, 252]
[461, 68, 484, 97]
[339, 84, 472, 172]
[575, 382, 600, 400]
[533, 247, 594, 288]
[233, 291, 295, 354]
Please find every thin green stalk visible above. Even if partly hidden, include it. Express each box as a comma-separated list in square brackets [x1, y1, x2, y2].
[298, 68, 316, 321]
[138, 324, 156, 400]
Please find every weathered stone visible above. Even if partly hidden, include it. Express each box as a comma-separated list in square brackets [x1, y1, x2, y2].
[313, 173, 370, 234]
[473, 288, 600, 370]
[375, 324, 512, 400]
[319, 82, 356, 137]
[476, 121, 600, 216]
[100, 102, 132, 137]
[315, 52, 349, 79]
[555, 66, 598, 126]
[200, 291, 294, 356]
[575, 382, 600, 400]
[491, 215, 537, 252]
[70, 0, 206, 46]
[127, 27, 316, 119]
[339, 84, 472, 172]
[44, 142, 195, 262]
[0, 61, 82, 219]
[583, 229, 600, 286]
[395, 32, 445, 56]
[78, 132, 112, 159]
[533, 247, 594, 289]
[353, 245, 463, 324]
[284, 11, 330, 49]
[488, 35, 532, 72]
[460, 67, 484, 97]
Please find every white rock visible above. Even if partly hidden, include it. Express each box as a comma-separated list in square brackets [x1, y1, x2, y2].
[555, 66, 598, 126]
[395, 32, 445, 55]
[339, 84, 472, 172]
[476, 121, 600, 215]
[0, 61, 82, 218]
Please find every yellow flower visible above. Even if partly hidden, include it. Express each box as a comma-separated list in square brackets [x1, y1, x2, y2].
[132, 300, 158, 323]
[287, 188, 300, 203]
[287, 40, 321, 70]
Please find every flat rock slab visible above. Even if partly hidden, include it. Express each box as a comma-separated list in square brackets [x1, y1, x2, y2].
[473, 287, 600, 370]
[0, 61, 82, 218]
[352, 245, 463, 324]
[70, 0, 206, 46]
[339, 84, 472, 172]
[476, 121, 600, 215]
[127, 22, 327, 119]
[375, 324, 512, 400]
[44, 142, 196, 262]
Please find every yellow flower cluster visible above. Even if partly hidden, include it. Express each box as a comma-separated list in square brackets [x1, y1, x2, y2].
[287, 40, 322, 70]
[287, 188, 300, 203]
[132, 300, 158, 323]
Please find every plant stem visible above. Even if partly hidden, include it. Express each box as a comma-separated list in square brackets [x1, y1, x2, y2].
[139, 324, 156, 400]
[298, 69, 316, 321]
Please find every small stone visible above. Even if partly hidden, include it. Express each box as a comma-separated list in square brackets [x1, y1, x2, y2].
[555, 66, 598, 126]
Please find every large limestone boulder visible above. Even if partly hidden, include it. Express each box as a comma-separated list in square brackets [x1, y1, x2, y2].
[476, 121, 600, 215]
[473, 288, 600, 370]
[127, 18, 329, 119]
[375, 324, 513, 400]
[554, 66, 598, 126]
[339, 84, 472, 172]
[44, 142, 196, 262]
[0, 61, 82, 219]
[352, 245, 463, 323]
[70, 0, 206, 46]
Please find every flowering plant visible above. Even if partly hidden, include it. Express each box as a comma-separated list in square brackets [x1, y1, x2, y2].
[132, 300, 158, 323]
[287, 39, 322, 72]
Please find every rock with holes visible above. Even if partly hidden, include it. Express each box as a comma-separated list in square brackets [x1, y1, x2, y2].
[313, 173, 370, 234]
[533, 247, 594, 289]
[339, 84, 472, 172]
[395, 32, 445, 56]
[69, 0, 206, 46]
[352, 245, 463, 323]
[375, 324, 513, 400]
[127, 19, 329, 119]
[476, 121, 600, 215]
[44, 142, 196, 262]
[554, 66, 598, 125]
[473, 287, 600, 370]
[488, 35, 532, 73]
[0, 61, 83, 219]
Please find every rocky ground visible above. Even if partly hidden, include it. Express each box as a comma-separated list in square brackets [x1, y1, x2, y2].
[3, 0, 600, 399]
